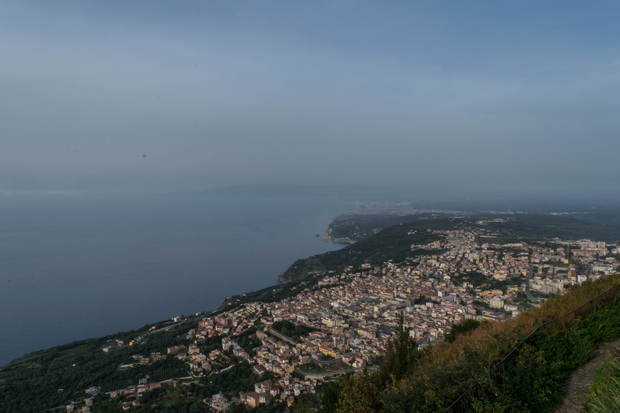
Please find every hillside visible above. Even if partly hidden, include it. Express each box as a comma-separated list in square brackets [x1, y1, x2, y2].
[330, 275, 620, 412]
[278, 217, 448, 283]
[280, 212, 620, 284]
[1, 213, 619, 412]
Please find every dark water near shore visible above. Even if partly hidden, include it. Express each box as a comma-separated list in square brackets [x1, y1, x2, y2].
[0, 192, 350, 366]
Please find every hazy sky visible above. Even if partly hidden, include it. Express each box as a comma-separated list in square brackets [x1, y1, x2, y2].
[1, 1, 619, 195]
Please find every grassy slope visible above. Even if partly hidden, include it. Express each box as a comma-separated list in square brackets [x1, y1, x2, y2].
[584, 356, 620, 412]
[333, 274, 620, 413]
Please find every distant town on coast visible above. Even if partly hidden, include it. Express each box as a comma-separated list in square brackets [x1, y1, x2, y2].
[3, 201, 620, 412]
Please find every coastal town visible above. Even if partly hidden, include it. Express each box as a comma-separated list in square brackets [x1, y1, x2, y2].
[71, 219, 618, 412]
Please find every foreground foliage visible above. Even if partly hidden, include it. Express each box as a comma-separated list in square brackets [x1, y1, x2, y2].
[334, 274, 620, 412]
[584, 356, 620, 413]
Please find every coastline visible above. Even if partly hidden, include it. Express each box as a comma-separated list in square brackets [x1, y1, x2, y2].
[0, 193, 351, 367]
[320, 216, 356, 245]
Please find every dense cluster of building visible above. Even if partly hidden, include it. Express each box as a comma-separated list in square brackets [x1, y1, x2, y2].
[85, 222, 618, 411]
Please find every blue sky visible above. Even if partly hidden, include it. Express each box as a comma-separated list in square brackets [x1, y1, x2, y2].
[1, 1, 619, 195]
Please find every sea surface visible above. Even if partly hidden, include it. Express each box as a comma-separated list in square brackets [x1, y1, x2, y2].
[0, 191, 351, 366]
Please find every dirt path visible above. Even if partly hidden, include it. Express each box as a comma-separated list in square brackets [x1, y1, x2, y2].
[555, 340, 620, 413]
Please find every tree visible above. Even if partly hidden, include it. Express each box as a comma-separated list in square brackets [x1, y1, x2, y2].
[380, 313, 419, 384]
[444, 319, 481, 343]
[336, 370, 383, 413]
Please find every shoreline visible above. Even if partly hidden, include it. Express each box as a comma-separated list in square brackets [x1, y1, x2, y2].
[0, 194, 352, 367]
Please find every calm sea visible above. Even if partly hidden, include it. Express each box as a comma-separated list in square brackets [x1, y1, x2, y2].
[0, 191, 350, 366]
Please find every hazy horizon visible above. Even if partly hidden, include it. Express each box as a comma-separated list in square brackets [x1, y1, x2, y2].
[1, 1, 619, 198]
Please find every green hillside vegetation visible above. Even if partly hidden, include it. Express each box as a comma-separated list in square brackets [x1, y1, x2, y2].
[326, 212, 620, 246]
[475, 215, 620, 244]
[218, 277, 318, 312]
[584, 356, 620, 412]
[0, 320, 198, 412]
[281, 213, 620, 285]
[325, 213, 426, 243]
[329, 274, 620, 412]
[271, 320, 315, 342]
[279, 218, 454, 283]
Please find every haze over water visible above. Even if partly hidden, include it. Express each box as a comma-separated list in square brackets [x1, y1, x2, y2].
[2, 0, 620, 369]
[0, 191, 350, 366]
